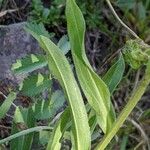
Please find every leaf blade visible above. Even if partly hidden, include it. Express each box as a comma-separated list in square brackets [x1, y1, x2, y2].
[38, 36, 91, 150]
[46, 109, 70, 150]
[66, 0, 115, 133]
[0, 92, 16, 119]
[103, 54, 125, 94]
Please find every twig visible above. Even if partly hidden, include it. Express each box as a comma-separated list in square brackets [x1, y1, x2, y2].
[0, 125, 11, 130]
[0, 9, 19, 18]
[134, 141, 144, 150]
[106, 0, 140, 39]
[0, 0, 30, 18]
[127, 118, 150, 150]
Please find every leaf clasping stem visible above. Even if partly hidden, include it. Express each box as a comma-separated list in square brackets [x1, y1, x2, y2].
[96, 62, 150, 150]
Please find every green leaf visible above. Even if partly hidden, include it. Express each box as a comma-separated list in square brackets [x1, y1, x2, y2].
[10, 107, 27, 150]
[11, 54, 47, 75]
[22, 107, 36, 150]
[66, 0, 115, 133]
[116, 0, 136, 10]
[103, 54, 125, 94]
[0, 92, 16, 119]
[10, 107, 36, 150]
[46, 109, 70, 150]
[25, 22, 54, 40]
[35, 90, 66, 120]
[40, 36, 91, 150]
[39, 130, 51, 145]
[20, 73, 52, 97]
[137, 2, 146, 20]
[26, 31, 91, 149]
[58, 35, 71, 55]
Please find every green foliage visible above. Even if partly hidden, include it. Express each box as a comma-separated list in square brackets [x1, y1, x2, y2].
[57, 35, 71, 55]
[10, 107, 36, 150]
[19, 73, 52, 97]
[96, 61, 150, 150]
[12, 54, 47, 75]
[0, 92, 16, 119]
[46, 109, 70, 150]
[34, 90, 66, 120]
[29, 0, 107, 30]
[123, 39, 150, 69]
[29, 0, 65, 26]
[103, 54, 125, 94]
[116, 0, 136, 10]
[0, 0, 3, 7]
[66, 0, 115, 133]
[25, 22, 54, 39]
[38, 35, 91, 150]
[12, 23, 70, 76]
[2, 0, 150, 150]
[116, 0, 150, 39]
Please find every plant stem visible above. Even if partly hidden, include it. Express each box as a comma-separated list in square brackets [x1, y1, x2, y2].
[0, 126, 52, 144]
[106, 0, 140, 39]
[96, 62, 150, 150]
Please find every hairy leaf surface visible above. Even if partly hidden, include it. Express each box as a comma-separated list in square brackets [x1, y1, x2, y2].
[29, 35, 91, 150]
[66, 0, 115, 133]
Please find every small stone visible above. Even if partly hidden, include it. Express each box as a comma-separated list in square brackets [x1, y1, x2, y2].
[0, 22, 42, 83]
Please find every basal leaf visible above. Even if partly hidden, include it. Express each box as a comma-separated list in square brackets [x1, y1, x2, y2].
[25, 22, 54, 40]
[20, 73, 52, 97]
[103, 54, 125, 94]
[0, 92, 16, 119]
[66, 0, 115, 133]
[46, 109, 70, 150]
[12, 54, 47, 75]
[58, 35, 71, 55]
[10, 107, 35, 150]
[10, 107, 25, 150]
[35, 90, 66, 120]
[28, 34, 91, 149]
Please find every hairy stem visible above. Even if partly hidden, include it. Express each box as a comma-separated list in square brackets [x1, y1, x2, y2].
[106, 0, 140, 39]
[96, 62, 150, 150]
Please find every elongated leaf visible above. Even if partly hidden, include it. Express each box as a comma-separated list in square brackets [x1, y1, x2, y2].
[46, 109, 70, 150]
[22, 107, 35, 150]
[20, 73, 52, 97]
[103, 54, 125, 94]
[10, 107, 27, 150]
[25, 22, 54, 40]
[58, 35, 71, 55]
[26, 32, 91, 149]
[40, 36, 91, 150]
[12, 54, 47, 75]
[66, 0, 115, 133]
[35, 90, 66, 120]
[0, 92, 16, 119]
[10, 107, 36, 150]
[116, 0, 136, 10]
